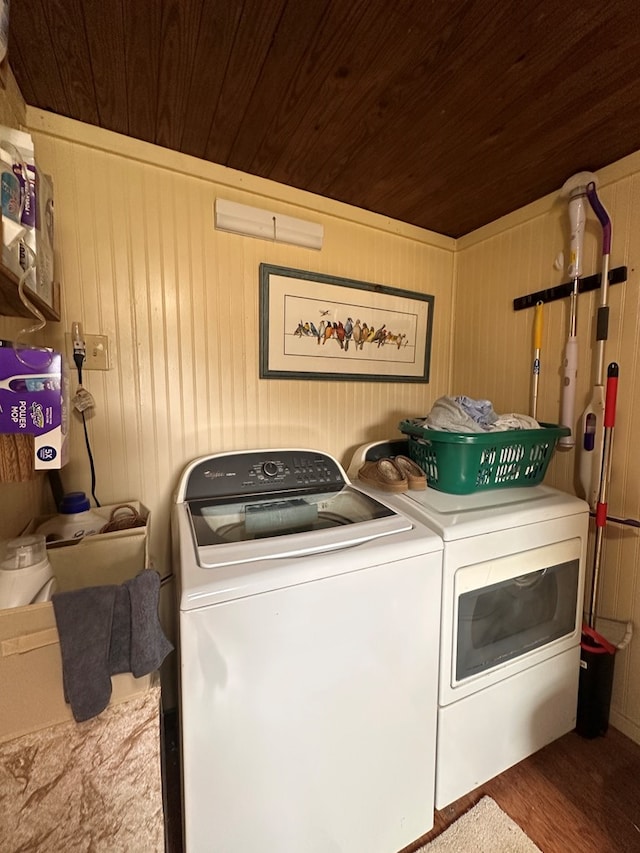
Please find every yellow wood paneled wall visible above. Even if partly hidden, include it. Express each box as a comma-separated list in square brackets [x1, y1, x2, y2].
[455, 157, 640, 742]
[25, 110, 455, 582]
[0, 71, 51, 539]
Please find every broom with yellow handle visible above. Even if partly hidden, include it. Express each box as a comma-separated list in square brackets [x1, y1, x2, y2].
[530, 301, 543, 419]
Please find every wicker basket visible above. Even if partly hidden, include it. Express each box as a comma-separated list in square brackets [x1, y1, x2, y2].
[399, 419, 570, 494]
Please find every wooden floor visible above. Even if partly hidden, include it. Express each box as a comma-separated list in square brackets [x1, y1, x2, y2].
[163, 715, 640, 853]
[401, 726, 640, 853]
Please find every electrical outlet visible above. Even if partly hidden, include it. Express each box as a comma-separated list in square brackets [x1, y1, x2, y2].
[65, 332, 110, 371]
[84, 334, 110, 370]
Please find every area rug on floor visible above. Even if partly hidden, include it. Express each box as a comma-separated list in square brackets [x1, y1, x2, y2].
[417, 796, 543, 853]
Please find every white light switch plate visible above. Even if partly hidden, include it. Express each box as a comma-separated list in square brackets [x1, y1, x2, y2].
[85, 334, 110, 370]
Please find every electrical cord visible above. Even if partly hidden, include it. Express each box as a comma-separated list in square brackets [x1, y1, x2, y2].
[589, 512, 640, 529]
[73, 339, 101, 507]
[73, 348, 84, 386]
[81, 409, 100, 507]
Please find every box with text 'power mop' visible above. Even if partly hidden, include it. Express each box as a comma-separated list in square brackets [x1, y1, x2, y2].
[0, 342, 68, 469]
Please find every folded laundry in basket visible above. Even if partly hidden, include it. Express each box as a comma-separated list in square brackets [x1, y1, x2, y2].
[52, 568, 173, 722]
[493, 412, 541, 431]
[455, 395, 498, 427]
[423, 396, 540, 433]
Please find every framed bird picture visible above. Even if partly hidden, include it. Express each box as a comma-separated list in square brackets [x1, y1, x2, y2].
[259, 264, 434, 382]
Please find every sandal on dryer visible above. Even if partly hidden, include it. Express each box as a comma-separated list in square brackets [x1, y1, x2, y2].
[358, 458, 408, 492]
[393, 455, 427, 490]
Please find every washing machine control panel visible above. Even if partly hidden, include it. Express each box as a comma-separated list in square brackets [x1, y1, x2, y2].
[184, 450, 346, 500]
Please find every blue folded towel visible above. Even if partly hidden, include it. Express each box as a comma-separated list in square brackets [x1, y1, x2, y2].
[52, 569, 173, 722]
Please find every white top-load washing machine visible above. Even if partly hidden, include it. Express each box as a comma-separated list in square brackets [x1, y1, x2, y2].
[172, 449, 443, 853]
[349, 440, 589, 809]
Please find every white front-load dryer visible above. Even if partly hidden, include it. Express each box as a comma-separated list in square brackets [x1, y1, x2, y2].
[349, 440, 589, 808]
[173, 448, 443, 852]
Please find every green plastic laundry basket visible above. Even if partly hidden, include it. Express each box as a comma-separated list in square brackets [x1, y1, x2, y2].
[398, 420, 570, 495]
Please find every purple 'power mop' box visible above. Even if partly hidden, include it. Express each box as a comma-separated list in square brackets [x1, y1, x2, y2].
[0, 342, 69, 469]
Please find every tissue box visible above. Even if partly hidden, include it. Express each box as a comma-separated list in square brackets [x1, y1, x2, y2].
[0, 343, 68, 469]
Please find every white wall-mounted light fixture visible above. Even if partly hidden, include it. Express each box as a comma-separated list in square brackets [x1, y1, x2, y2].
[214, 198, 324, 250]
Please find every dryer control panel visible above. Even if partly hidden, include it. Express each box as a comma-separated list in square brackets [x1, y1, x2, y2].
[184, 450, 346, 501]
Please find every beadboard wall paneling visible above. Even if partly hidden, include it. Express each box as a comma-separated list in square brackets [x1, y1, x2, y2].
[28, 119, 454, 579]
[23, 108, 640, 743]
[454, 170, 640, 742]
[0, 68, 53, 539]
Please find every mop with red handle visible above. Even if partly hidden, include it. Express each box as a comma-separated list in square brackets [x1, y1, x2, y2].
[577, 362, 619, 738]
[587, 362, 619, 629]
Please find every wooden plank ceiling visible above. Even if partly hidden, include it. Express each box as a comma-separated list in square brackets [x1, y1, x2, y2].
[8, 0, 640, 237]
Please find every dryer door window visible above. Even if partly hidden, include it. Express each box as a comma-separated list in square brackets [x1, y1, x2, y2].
[455, 557, 580, 681]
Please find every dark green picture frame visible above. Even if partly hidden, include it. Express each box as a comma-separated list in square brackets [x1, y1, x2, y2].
[259, 264, 434, 382]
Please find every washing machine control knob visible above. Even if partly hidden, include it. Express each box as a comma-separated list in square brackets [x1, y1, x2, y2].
[262, 461, 279, 477]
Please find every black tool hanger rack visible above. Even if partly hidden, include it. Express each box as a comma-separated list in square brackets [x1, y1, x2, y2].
[513, 266, 627, 311]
